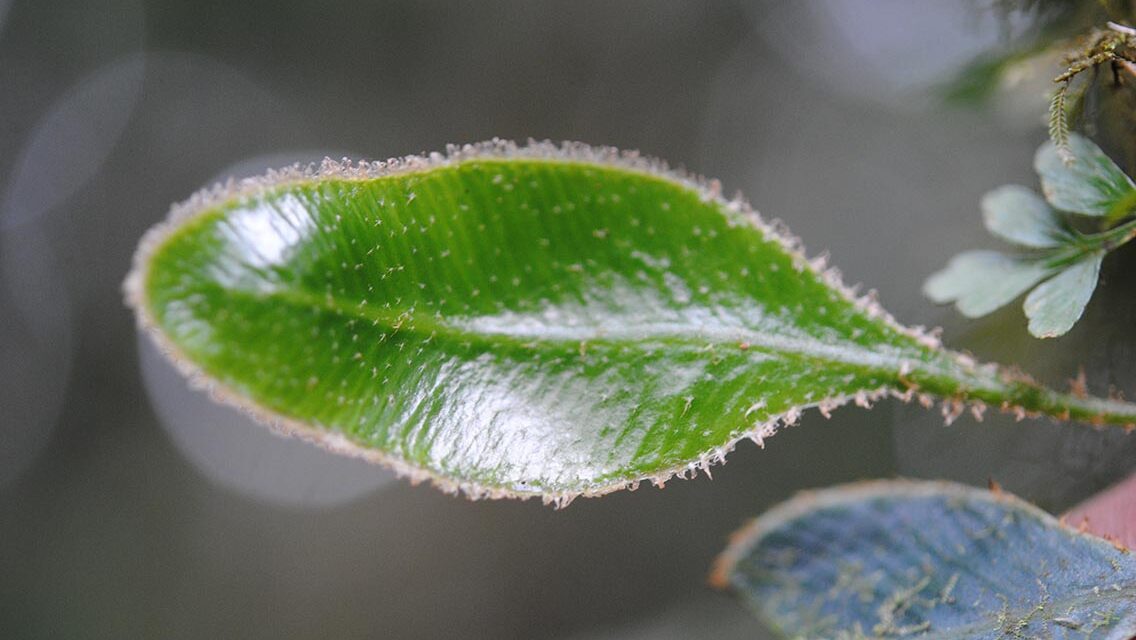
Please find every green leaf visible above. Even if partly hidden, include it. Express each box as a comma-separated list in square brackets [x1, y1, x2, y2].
[940, 53, 1016, 105]
[940, 44, 1057, 107]
[928, 134, 1135, 339]
[126, 141, 1136, 503]
[922, 250, 1052, 318]
[1024, 252, 1104, 338]
[713, 479, 1136, 640]
[980, 184, 1065, 248]
[1035, 133, 1136, 216]
[1105, 188, 1136, 226]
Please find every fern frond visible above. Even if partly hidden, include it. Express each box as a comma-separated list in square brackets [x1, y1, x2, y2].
[1048, 81, 1074, 165]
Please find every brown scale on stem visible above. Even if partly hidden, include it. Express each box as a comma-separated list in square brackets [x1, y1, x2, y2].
[1050, 23, 1136, 163]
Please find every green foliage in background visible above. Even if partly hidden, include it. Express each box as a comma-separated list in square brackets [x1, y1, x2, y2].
[925, 134, 1136, 337]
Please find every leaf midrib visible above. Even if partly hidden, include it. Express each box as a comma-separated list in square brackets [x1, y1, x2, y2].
[211, 281, 944, 378]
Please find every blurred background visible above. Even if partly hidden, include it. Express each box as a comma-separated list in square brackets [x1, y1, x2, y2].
[3, 1, 1136, 638]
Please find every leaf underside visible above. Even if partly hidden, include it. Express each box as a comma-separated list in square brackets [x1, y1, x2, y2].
[923, 250, 1053, 319]
[713, 480, 1136, 640]
[980, 184, 1064, 249]
[1024, 252, 1104, 338]
[1036, 134, 1136, 217]
[127, 141, 1136, 503]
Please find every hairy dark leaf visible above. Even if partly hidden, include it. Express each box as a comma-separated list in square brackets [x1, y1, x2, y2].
[714, 480, 1136, 639]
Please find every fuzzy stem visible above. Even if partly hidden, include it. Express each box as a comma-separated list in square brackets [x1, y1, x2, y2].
[906, 355, 1136, 429]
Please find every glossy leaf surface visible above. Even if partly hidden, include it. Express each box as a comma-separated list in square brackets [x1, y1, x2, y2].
[128, 141, 1136, 502]
[714, 480, 1136, 639]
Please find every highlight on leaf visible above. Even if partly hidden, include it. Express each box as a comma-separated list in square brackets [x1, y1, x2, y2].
[712, 479, 1136, 639]
[127, 139, 1136, 505]
[926, 133, 1136, 338]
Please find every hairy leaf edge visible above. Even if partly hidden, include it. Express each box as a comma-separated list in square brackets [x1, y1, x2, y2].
[708, 478, 1132, 591]
[124, 139, 978, 506]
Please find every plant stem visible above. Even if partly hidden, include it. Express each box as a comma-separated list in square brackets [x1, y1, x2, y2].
[905, 353, 1136, 429]
[1045, 216, 1136, 269]
[1097, 214, 1136, 249]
